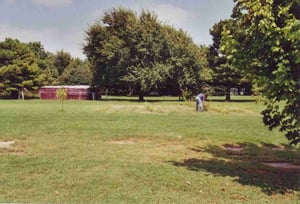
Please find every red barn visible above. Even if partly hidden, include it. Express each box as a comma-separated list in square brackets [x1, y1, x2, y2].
[39, 85, 93, 100]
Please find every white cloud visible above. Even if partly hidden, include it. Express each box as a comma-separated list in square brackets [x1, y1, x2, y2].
[31, 0, 72, 8]
[150, 4, 198, 29]
[0, 24, 85, 59]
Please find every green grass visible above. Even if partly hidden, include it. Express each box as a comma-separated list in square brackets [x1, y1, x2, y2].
[0, 96, 299, 203]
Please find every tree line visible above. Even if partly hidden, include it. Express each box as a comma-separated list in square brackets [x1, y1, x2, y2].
[83, 8, 210, 101]
[83, 8, 252, 101]
[0, 8, 250, 101]
[0, 38, 92, 98]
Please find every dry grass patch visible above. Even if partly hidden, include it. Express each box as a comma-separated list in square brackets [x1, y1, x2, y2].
[106, 102, 195, 114]
[207, 103, 260, 115]
[103, 101, 262, 115]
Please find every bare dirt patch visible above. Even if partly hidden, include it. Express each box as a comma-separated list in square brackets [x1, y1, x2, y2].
[109, 140, 136, 145]
[223, 144, 244, 152]
[0, 141, 15, 148]
[0, 140, 27, 155]
[108, 138, 152, 145]
[263, 162, 300, 173]
[107, 137, 151, 145]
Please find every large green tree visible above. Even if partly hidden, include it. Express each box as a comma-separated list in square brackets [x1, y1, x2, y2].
[221, 0, 300, 144]
[120, 10, 173, 101]
[54, 49, 71, 76]
[161, 25, 207, 97]
[84, 8, 140, 97]
[208, 19, 248, 101]
[0, 38, 41, 98]
[84, 8, 205, 101]
[60, 58, 93, 85]
[28, 41, 58, 85]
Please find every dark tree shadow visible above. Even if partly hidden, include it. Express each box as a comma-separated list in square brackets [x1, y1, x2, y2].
[100, 96, 180, 103]
[207, 98, 256, 103]
[169, 142, 300, 195]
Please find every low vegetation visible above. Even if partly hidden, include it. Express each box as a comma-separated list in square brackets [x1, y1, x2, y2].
[0, 96, 299, 203]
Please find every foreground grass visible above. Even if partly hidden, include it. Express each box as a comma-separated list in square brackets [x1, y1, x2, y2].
[0, 96, 299, 203]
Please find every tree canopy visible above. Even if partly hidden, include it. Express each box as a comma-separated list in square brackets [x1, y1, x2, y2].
[208, 19, 248, 101]
[54, 50, 72, 76]
[60, 58, 93, 85]
[0, 38, 40, 97]
[0, 38, 93, 98]
[83, 8, 207, 101]
[221, 0, 300, 144]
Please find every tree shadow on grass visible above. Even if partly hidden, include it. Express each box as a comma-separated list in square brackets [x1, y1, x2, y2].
[207, 98, 256, 103]
[100, 97, 179, 103]
[169, 142, 300, 195]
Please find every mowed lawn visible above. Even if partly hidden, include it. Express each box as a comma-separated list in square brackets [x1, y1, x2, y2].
[0, 96, 299, 203]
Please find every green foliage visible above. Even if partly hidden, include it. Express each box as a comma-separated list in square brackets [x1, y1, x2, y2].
[208, 20, 251, 101]
[28, 41, 59, 86]
[0, 38, 40, 97]
[198, 46, 213, 83]
[54, 50, 71, 75]
[252, 84, 265, 104]
[0, 38, 62, 98]
[84, 8, 206, 101]
[60, 58, 93, 85]
[161, 26, 207, 94]
[181, 89, 193, 101]
[56, 87, 67, 111]
[221, 0, 300, 144]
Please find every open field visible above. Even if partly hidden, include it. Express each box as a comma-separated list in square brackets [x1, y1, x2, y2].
[0, 96, 299, 203]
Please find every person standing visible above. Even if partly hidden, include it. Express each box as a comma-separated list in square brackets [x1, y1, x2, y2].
[195, 93, 205, 112]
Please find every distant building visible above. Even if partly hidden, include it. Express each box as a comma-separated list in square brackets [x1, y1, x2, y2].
[39, 85, 93, 100]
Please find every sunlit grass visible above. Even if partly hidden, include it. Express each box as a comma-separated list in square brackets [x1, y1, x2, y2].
[0, 96, 299, 203]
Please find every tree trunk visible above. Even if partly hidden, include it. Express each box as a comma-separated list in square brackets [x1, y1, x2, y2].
[18, 89, 24, 100]
[138, 93, 144, 102]
[225, 88, 231, 102]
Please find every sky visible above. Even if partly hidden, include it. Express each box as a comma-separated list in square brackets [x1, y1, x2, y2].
[0, 0, 234, 59]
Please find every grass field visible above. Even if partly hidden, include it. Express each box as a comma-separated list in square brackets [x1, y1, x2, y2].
[0, 96, 299, 203]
